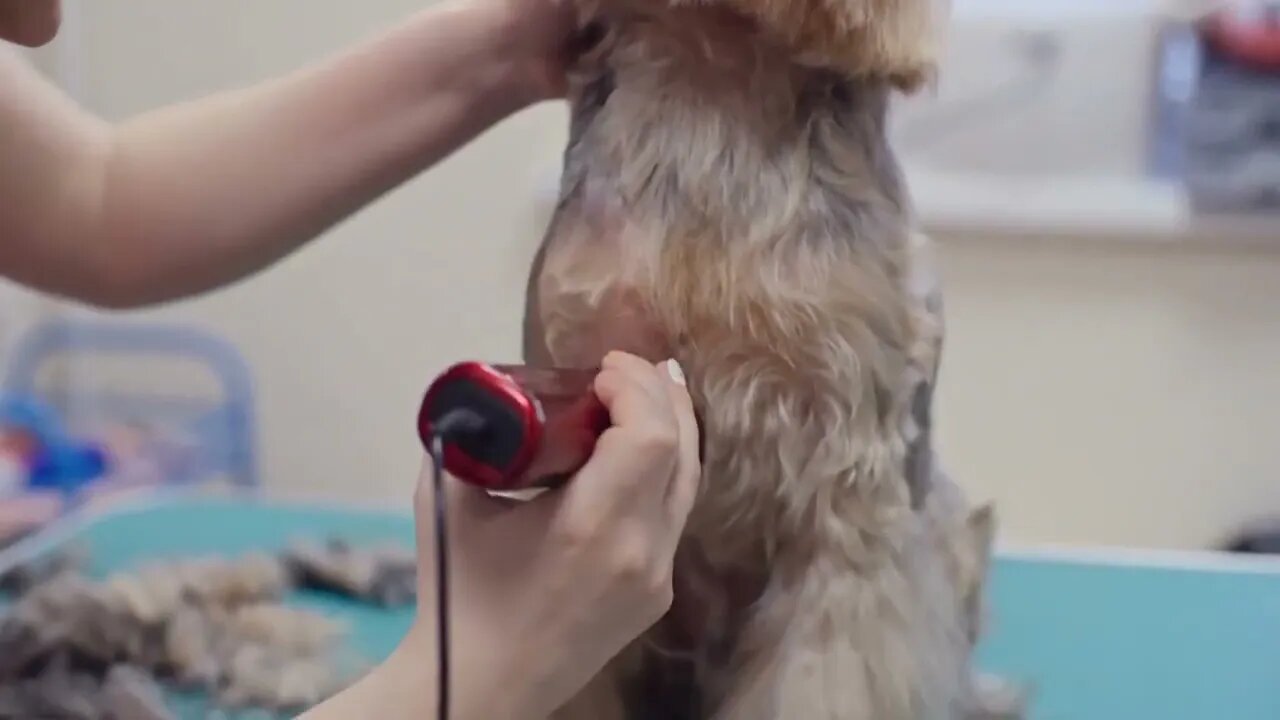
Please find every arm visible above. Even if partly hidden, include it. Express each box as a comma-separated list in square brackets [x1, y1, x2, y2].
[295, 639, 443, 720]
[0, 0, 564, 308]
[295, 624, 520, 720]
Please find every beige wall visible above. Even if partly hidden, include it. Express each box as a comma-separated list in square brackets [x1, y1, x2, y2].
[936, 237, 1280, 550]
[34, 1, 1280, 550]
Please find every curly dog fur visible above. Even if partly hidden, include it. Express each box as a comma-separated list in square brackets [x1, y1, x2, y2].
[523, 0, 1013, 717]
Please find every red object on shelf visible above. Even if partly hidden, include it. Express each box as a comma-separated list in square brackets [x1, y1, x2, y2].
[0, 430, 37, 464]
[1203, 4, 1280, 71]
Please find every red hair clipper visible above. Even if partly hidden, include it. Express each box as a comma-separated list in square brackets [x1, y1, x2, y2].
[417, 363, 610, 491]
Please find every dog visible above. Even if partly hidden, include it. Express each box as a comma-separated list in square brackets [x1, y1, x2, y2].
[522, 0, 1015, 716]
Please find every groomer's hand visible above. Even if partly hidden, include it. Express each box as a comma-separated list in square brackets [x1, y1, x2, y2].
[412, 352, 700, 720]
[0, 0, 61, 47]
[480, 0, 582, 101]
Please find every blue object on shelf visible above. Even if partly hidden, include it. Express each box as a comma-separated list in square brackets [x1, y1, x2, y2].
[3, 320, 260, 489]
[26, 444, 108, 494]
[0, 393, 109, 496]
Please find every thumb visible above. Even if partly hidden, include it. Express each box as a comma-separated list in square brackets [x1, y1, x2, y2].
[0, 0, 61, 47]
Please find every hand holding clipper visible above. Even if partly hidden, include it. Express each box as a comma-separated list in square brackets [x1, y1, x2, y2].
[414, 355, 699, 720]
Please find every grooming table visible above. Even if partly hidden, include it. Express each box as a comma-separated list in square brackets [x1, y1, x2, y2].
[3, 498, 1278, 720]
[979, 547, 1280, 720]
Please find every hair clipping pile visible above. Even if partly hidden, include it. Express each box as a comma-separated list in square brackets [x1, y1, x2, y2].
[0, 536, 418, 718]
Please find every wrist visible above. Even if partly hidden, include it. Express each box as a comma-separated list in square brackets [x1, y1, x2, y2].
[451, 0, 555, 111]
[395, 619, 532, 720]
[297, 635, 441, 720]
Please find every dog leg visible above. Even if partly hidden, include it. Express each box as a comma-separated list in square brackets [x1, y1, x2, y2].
[706, 533, 969, 720]
[698, 487, 995, 720]
[935, 502, 1032, 720]
[964, 674, 1031, 720]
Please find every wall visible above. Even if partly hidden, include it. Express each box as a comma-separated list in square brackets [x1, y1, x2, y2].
[35, 0, 1280, 549]
[936, 237, 1280, 550]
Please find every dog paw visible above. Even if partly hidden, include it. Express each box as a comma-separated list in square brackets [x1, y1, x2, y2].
[967, 672, 1032, 720]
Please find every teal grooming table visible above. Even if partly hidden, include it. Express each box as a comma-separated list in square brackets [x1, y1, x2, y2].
[3, 498, 1278, 719]
[0, 498, 417, 719]
[979, 547, 1280, 720]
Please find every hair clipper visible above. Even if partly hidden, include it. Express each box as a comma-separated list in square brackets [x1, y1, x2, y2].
[417, 363, 610, 491]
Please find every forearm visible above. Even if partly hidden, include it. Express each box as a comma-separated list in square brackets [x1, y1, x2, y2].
[298, 639, 440, 720]
[0, 1, 534, 307]
[299, 622, 529, 720]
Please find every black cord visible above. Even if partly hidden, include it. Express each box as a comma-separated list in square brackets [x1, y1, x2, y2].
[426, 409, 486, 720]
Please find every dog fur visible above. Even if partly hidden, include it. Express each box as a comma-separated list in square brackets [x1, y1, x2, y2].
[523, 0, 1007, 717]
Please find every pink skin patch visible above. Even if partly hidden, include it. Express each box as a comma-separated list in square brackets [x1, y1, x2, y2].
[566, 287, 670, 366]
[0, 492, 64, 545]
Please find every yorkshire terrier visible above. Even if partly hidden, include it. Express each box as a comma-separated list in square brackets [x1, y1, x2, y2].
[523, 0, 1016, 716]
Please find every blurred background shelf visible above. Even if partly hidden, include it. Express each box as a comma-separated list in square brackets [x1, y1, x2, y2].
[895, 0, 1280, 246]
[910, 170, 1280, 247]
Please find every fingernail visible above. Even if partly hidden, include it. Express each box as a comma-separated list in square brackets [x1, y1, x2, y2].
[665, 359, 686, 386]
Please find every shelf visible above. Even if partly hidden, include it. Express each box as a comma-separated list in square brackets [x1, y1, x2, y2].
[908, 167, 1280, 246]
